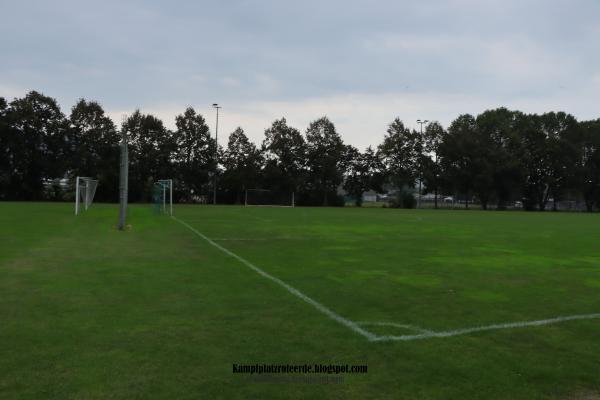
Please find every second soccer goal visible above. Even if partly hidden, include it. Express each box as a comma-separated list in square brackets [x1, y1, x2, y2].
[244, 189, 295, 207]
[153, 179, 173, 216]
[75, 176, 98, 215]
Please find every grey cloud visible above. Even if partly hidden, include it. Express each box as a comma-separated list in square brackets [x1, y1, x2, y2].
[1, 0, 599, 147]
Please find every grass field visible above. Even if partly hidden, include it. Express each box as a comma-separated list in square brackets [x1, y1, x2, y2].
[1, 202, 599, 399]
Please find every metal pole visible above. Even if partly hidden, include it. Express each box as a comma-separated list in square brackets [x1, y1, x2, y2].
[75, 176, 80, 215]
[245, 189, 248, 207]
[416, 119, 428, 209]
[170, 179, 173, 216]
[213, 104, 221, 205]
[85, 179, 90, 210]
[418, 128, 422, 210]
[118, 129, 129, 230]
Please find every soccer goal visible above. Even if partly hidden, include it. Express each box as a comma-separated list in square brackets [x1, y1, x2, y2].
[153, 179, 173, 216]
[75, 176, 98, 215]
[245, 189, 295, 207]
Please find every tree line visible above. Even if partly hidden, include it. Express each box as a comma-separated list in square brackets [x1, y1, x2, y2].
[1, 91, 600, 211]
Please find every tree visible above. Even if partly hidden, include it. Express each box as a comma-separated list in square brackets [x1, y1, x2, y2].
[579, 119, 600, 211]
[475, 108, 524, 210]
[343, 146, 384, 206]
[262, 118, 306, 194]
[378, 118, 422, 192]
[69, 99, 120, 201]
[422, 121, 445, 208]
[539, 112, 580, 211]
[305, 117, 346, 206]
[0, 97, 10, 199]
[173, 107, 214, 201]
[222, 127, 263, 203]
[519, 113, 550, 210]
[122, 110, 175, 202]
[439, 114, 491, 208]
[3, 91, 69, 200]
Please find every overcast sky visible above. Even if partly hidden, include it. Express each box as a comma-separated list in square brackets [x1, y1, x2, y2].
[1, 0, 599, 149]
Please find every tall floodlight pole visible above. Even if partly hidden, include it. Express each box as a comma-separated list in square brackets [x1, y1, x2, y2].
[118, 126, 129, 230]
[212, 103, 221, 205]
[416, 119, 428, 209]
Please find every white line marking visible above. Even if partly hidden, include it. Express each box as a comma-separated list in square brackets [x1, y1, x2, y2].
[211, 237, 296, 241]
[172, 216, 378, 341]
[357, 321, 434, 335]
[372, 313, 600, 342]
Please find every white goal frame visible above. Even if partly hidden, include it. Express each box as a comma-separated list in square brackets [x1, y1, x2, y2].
[154, 179, 173, 216]
[75, 176, 98, 215]
[244, 189, 295, 207]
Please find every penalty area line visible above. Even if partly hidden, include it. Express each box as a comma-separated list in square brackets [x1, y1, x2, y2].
[172, 216, 378, 341]
[371, 313, 600, 342]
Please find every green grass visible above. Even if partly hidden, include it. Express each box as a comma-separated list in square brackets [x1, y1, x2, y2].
[1, 203, 599, 399]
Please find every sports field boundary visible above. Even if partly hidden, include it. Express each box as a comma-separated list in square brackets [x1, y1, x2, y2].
[173, 216, 600, 343]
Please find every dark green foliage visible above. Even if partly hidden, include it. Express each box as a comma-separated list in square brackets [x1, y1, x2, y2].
[475, 108, 525, 210]
[0, 97, 9, 199]
[304, 117, 347, 206]
[343, 146, 384, 206]
[579, 119, 600, 211]
[122, 110, 175, 202]
[2, 90, 600, 211]
[388, 190, 417, 208]
[378, 118, 422, 190]
[69, 99, 120, 201]
[438, 114, 482, 208]
[261, 118, 306, 194]
[420, 121, 445, 208]
[173, 107, 215, 202]
[1, 91, 69, 200]
[221, 127, 262, 204]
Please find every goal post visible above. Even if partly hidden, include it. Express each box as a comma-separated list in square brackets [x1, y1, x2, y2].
[245, 189, 295, 207]
[153, 179, 173, 216]
[75, 176, 98, 215]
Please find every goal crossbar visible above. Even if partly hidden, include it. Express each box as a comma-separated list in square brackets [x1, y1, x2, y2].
[244, 189, 295, 207]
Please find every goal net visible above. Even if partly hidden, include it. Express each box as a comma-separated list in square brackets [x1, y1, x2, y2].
[75, 176, 98, 215]
[153, 179, 173, 216]
[245, 189, 295, 207]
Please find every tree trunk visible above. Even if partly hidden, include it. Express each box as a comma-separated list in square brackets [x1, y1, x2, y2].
[539, 191, 549, 211]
